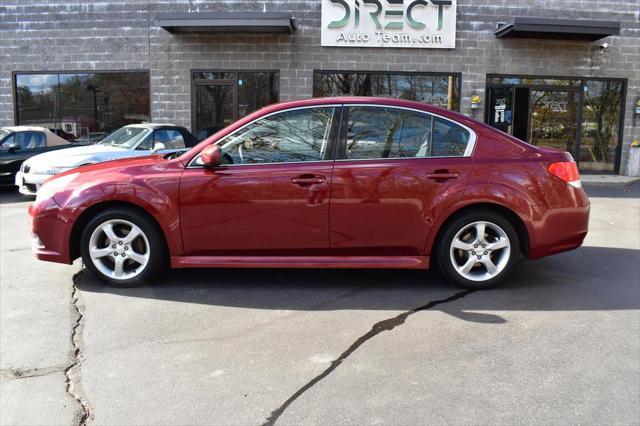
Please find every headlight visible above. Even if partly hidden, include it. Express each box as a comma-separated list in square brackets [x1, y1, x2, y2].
[35, 173, 79, 204]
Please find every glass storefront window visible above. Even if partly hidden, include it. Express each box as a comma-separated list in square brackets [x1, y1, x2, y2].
[193, 72, 236, 81]
[487, 77, 581, 87]
[580, 80, 623, 173]
[313, 71, 461, 111]
[15, 72, 149, 142]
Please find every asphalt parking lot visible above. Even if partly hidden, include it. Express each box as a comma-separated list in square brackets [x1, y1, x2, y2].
[1, 183, 639, 425]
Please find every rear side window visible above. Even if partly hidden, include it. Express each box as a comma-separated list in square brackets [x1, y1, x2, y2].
[431, 117, 470, 157]
[345, 106, 470, 159]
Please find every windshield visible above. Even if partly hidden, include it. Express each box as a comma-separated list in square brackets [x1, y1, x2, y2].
[98, 127, 151, 149]
[0, 129, 10, 142]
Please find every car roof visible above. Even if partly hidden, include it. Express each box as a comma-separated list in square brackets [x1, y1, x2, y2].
[0, 126, 70, 146]
[2, 126, 52, 132]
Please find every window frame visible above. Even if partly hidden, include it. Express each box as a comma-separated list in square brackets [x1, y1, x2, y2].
[335, 104, 476, 161]
[187, 105, 343, 168]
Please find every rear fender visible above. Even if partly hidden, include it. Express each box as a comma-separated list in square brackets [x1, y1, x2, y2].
[423, 182, 542, 256]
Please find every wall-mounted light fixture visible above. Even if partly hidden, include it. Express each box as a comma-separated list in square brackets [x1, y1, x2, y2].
[470, 93, 481, 117]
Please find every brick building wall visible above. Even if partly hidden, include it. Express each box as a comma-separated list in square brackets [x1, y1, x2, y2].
[1, 0, 638, 173]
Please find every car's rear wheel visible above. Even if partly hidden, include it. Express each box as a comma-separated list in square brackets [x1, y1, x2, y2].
[80, 208, 165, 287]
[437, 210, 520, 289]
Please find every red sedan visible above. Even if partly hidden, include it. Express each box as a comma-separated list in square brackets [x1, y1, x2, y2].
[29, 97, 589, 289]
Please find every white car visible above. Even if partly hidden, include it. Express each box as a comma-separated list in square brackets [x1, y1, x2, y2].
[16, 123, 197, 195]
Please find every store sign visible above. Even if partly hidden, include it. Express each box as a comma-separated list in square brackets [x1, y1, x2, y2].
[494, 98, 507, 123]
[540, 97, 568, 113]
[321, 0, 456, 49]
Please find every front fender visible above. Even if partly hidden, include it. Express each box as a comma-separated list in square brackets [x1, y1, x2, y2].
[53, 161, 184, 257]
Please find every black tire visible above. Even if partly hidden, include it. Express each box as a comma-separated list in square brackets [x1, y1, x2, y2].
[80, 207, 166, 287]
[436, 210, 520, 289]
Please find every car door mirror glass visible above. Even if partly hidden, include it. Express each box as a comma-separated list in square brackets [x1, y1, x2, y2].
[201, 144, 222, 168]
[7, 142, 20, 152]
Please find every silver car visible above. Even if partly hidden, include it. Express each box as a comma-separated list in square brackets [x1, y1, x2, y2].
[16, 123, 197, 195]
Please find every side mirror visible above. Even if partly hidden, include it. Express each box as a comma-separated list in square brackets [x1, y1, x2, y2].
[7, 142, 20, 152]
[201, 144, 222, 169]
[152, 142, 166, 153]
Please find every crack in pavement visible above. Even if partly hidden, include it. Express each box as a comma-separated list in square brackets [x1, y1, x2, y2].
[0, 366, 68, 379]
[65, 268, 92, 426]
[262, 289, 477, 426]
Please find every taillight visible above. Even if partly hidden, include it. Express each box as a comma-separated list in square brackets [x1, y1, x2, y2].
[548, 161, 581, 188]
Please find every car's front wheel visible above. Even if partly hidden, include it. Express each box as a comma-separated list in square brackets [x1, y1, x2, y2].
[80, 208, 165, 287]
[437, 210, 520, 289]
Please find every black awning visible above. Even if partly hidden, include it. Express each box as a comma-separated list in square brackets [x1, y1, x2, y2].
[495, 17, 620, 41]
[156, 12, 297, 34]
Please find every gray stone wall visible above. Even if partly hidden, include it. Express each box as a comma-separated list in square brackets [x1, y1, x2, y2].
[1, 0, 638, 174]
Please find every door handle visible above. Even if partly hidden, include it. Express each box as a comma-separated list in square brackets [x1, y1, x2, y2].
[427, 171, 459, 180]
[291, 175, 326, 186]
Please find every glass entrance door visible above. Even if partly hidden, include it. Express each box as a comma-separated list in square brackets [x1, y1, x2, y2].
[488, 87, 513, 135]
[192, 71, 279, 141]
[194, 84, 234, 141]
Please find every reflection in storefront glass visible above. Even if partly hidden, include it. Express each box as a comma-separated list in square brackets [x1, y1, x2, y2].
[313, 72, 460, 111]
[15, 72, 149, 141]
[195, 84, 234, 141]
[238, 72, 279, 118]
[486, 75, 625, 173]
[580, 80, 623, 172]
[529, 90, 578, 155]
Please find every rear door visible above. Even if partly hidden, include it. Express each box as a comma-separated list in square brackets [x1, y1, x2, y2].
[329, 105, 475, 256]
[179, 105, 340, 256]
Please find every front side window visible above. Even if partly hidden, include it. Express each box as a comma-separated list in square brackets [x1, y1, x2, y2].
[345, 106, 470, 159]
[0, 134, 15, 151]
[154, 130, 186, 149]
[218, 107, 335, 165]
[0, 132, 46, 151]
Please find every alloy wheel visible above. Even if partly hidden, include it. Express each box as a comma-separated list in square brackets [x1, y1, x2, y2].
[449, 221, 511, 282]
[88, 219, 150, 280]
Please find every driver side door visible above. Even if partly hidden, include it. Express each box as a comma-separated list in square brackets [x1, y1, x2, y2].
[179, 106, 339, 256]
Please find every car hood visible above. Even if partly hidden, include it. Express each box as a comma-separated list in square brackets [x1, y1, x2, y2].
[25, 144, 145, 169]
